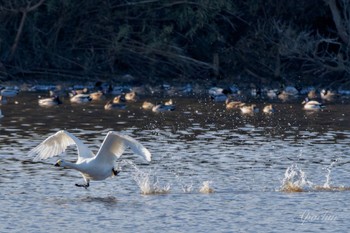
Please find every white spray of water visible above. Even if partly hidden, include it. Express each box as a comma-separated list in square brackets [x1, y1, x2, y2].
[323, 160, 337, 189]
[160, 162, 196, 193]
[199, 180, 214, 194]
[119, 160, 170, 195]
[280, 164, 313, 192]
[280, 160, 350, 192]
[181, 182, 194, 193]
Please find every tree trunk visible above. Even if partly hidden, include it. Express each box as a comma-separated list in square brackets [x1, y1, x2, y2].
[8, 10, 27, 61]
[7, 0, 46, 61]
[213, 52, 219, 77]
[327, 0, 349, 44]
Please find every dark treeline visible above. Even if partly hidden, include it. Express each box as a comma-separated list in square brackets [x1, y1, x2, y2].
[0, 0, 349, 86]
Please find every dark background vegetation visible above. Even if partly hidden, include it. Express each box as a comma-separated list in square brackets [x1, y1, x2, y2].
[1, 0, 350, 87]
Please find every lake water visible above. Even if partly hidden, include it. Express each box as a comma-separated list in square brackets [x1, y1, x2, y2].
[1, 90, 350, 232]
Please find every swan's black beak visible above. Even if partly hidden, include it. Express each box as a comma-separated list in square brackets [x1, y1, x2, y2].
[54, 160, 62, 167]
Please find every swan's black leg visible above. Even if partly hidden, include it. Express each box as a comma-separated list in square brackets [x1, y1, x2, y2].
[75, 182, 89, 189]
[112, 168, 120, 176]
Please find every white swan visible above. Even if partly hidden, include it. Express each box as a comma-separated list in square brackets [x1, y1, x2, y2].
[29, 130, 151, 188]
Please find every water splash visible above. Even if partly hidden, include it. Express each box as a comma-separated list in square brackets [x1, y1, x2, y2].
[160, 162, 195, 193]
[181, 183, 194, 193]
[323, 161, 337, 189]
[280, 161, 350, 192]
[199, 181, 214, 194]
[280, 164, 313, 192]
[120, 160, 170, 195]
[133, 170, 171, 195]
[314, 160, 350, 191]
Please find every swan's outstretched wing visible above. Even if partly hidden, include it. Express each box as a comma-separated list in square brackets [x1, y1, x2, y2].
[95, 132, 151, 162]
[29, 130, 94, 162]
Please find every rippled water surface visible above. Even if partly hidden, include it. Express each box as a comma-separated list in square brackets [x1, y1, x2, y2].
[1, 91, 350, 232]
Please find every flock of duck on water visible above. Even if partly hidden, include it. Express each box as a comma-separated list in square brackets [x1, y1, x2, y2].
[0, 82, 345, 116]
[210, 85, 338, 114]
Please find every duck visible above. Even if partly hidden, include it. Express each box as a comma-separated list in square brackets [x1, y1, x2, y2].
[209, 87, 230, 102]
[74, 87, 89, 95]
[320, 89, 337, 101]
[125, 91, 138, 101]
[240, 104, 259, 114]
[70, 93, 92, 103]
[0, 86, 19, 97]
[277, 91, 296, 102]
[307, 89, 318, 99]
[38, 96, 62, 107]
[302, 98, 324, 110]
[225, 98, 244, 110]
[142, 101, 155, 110]
[89, 91, 104, 101]
[152, 102, 176, 112]
[164, 99, 174, 106]
[113, 95, 126, 104]
[266, 89, 278, 99]
[104, 95, 127, 110]
[263, 104, 275, 114]
[29, 130, 151, 188]
[104, 100, 126, 110]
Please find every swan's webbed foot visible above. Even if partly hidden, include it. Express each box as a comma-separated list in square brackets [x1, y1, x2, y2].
[75, 182, 89, 189]
[112, 168, 120, 176]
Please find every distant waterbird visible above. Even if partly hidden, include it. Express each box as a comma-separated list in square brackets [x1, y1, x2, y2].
[0, 86, 19, 97]
[70, 93, 92, 103]
[125, 91, 138, 101]
[320, 89, 337, 102]
[38, 96, 62, 107]
[104, 100, 126, 110]
[240, 104, 259, 114]
[142, 101, 155, 110]
[225, 98, 244, 110]
[89, 91, 104, 101]
[302, 98, 324, 110]
[263, 104, 275, 114]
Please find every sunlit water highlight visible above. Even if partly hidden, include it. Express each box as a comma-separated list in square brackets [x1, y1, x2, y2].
[1, 91, 350, 232]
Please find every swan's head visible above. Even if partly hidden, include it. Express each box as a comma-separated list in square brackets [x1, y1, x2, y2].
[54, 159, 62, 167]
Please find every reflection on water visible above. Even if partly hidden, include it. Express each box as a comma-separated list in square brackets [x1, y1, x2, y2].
[1, 91, 350, 232]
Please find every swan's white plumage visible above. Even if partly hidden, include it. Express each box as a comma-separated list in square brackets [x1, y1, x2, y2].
[95, 132, 151, 162]
[30, 130, 151, 162]
[29, 130, 151, 187]
[29, 130, 93, 162]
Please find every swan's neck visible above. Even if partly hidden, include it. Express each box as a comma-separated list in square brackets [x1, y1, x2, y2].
[60, 160, 80, 170]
